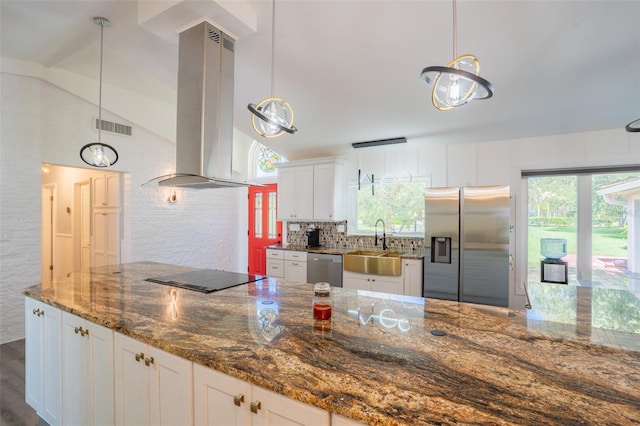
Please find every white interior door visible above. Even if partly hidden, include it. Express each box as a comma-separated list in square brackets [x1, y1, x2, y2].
[80, 183, 91, 272]
[41, 184, 55, 282]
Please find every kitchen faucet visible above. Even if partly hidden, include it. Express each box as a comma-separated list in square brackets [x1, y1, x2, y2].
[374, 219, 387, 251]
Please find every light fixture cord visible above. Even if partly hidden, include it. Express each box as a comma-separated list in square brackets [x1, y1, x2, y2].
[270, 0, 276, 98]
[98, 20, 105, 144]
[452, 0, 457, 65]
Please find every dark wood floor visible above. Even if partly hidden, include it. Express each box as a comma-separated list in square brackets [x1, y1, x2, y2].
[0, 339, 48, 426]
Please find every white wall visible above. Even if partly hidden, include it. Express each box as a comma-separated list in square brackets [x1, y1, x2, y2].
[0, 72, 248, 343]
[346, 129, 639, 308]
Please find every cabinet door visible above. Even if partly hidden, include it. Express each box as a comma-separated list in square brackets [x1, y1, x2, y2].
[114, 333, 150, 426]
[342, 274, 370, 291]
[25, 298, 62, 426]
[313, 163, 338, 220]
[403, 259, 424, 297]
[294, 166, 314, 220]
[149, 346, 194, 426]
[25, 298, 45, 411]
[93, 210, 120, 267]
[285, 261, 307, 283]
[266, 259, 284, 278]
[93, 174, 120, 208]
[277, 167, 296, 219]
[90, 321, 115, 426]
[370, 277, 404, 295]
[193, 364, 250, 426]
[62, 313, 91, 426]
[332, 414, 366, 426]
[251, 385, 330, 426]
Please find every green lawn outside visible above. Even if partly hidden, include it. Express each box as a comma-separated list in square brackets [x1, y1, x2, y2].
[527, 226, 627, 265]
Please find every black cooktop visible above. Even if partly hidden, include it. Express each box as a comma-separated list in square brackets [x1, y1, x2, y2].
[145, 269, 266, 293]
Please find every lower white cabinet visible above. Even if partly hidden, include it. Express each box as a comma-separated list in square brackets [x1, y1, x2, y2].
[61, 311, 114, 426]
[266, 249, 284, 278]
[194, 364, 330, 426]
[114, 332, 194, 426]
[332, 414, 366, 426]
[25, 297, 62, 426]
[285, 250, 308, 283]
[343, 271, 404, 295]
[403, 259, 424, 297]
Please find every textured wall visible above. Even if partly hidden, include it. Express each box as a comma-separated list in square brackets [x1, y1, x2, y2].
[0, 74, 247, 343]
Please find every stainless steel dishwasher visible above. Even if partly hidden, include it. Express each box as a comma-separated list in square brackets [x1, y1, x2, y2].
[307, 253, 343, 287]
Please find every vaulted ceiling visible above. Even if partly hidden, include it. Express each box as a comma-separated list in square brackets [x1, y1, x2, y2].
[2, 0, 639, 160]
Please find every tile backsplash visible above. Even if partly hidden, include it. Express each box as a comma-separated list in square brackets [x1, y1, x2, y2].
[286, 221, 424, 253]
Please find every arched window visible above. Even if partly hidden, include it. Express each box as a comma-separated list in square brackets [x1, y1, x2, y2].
[248, 141, 285, 180]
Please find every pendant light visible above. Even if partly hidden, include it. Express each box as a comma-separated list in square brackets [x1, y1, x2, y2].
[247, 0, 297, 138]
[420, 0, 494, 111]
[625, 118, 640, 132]
[80, 17, 119, 167]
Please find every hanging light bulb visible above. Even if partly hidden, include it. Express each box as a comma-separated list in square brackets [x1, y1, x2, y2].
[420, 0, 494, 111]
[247, 0, 297, 137]
[80, 17, 119, 167]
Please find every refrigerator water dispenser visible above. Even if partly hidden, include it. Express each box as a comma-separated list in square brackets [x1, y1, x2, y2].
[431, 237, 451, 264]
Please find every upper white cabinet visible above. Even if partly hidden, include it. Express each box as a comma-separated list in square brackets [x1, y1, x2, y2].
[277, 158, 345, 221]
[61, 311, 114, 426]
[277, 165, 314, 220]
[114, 332, 194, 426]
[313, 162, 345, 221]
[25, 297, 62, 426]
[93, 173, 120, 209]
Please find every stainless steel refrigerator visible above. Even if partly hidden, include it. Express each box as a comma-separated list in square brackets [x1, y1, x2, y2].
[423, 186, 510, 307]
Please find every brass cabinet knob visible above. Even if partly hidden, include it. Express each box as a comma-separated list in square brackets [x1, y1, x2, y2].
[233, 394, 245, 407]
[33, 308, 44, 317]
[135, 352, 144, 362]
[144, 356, 155, 367]
[74, 326, 80, 334]
[250, 400, 261, 414]
[81, 327, 89, 337]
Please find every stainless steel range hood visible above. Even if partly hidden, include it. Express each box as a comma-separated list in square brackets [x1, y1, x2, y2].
[146, 21, 251, 189]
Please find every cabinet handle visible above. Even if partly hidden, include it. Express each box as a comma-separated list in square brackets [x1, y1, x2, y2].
[135, 352, 144, 362]
[250, 400, 261, 414]
[233, 394, 245, 407]
[144, 356, 155, 366]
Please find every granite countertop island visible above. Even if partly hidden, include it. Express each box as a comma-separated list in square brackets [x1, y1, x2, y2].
[24, 262, 640, 425]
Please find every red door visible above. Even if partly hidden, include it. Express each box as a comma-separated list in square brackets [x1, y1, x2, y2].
[248, 183, 282, 274]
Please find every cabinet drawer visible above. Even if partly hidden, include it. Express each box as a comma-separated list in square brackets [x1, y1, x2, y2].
[266, 249, 284, 259]
[266, 259, 284, 278]
[285, 251, 307, 261]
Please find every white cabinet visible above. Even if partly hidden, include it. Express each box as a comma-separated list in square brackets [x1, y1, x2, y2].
[343, 271, 404, 295]
[313, 162, 345, 221]
[93, 173, 120, 208]
[194, 364, 330, 426]
[114, 332, 194, 426]
[403, 259, 424, 297]
[266, 249, 284, 278]
[285, 250, 308, 283]
[61, 311, 114, 426]
[277, 159, 345, 221]
[25, 297, 62, 426]
[93, 209, 120, 267]
[277, 165, 314, 219]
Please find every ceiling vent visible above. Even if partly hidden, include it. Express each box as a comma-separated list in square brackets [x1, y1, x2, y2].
[94, 118, 132, 136]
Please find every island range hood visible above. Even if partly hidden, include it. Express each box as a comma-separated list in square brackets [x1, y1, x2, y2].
[146, 21, 251, 189]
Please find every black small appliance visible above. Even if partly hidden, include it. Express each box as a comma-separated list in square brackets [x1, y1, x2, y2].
[306, 229, 321, 248]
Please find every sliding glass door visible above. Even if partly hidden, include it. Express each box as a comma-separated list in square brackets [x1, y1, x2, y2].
[526, 170, 639, 289]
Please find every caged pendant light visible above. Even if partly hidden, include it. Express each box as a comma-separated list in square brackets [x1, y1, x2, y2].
[247, 0, 297, 138]
[420, 0, 494, 111]
[80, 17, 119, 167]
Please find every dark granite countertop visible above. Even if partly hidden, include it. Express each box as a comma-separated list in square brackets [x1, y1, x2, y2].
[23, 262, 640, 425]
